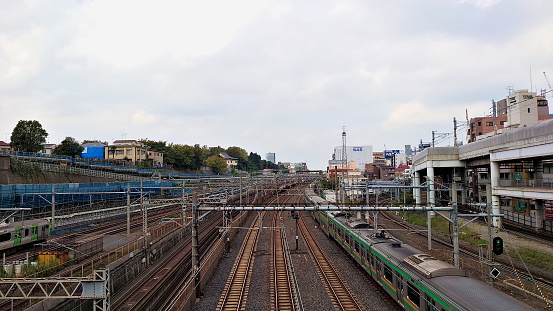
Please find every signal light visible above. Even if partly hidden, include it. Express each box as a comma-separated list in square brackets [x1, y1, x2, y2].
[492, 237, 503, 255]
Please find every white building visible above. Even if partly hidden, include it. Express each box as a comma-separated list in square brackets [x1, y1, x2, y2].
[331, 145, 373, 170]
[505, 89, 547, 130]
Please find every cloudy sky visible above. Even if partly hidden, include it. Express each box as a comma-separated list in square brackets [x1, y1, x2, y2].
[1, 0, 552, 169]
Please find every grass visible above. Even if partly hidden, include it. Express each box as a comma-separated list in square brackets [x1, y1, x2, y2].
[510, 247, 553, 270]
[403, 212, 553, 273]
[403, 212, 488, 247]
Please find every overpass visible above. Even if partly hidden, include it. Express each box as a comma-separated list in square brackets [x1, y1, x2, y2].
[412, 119, 553, 229]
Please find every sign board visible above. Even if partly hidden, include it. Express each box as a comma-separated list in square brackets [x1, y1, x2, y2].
[545, 209, 553, 221]
[352, 147, 363, 152]
[384, 150, 400, 158]
[490, 267, 500, 279]
[514, 173, 522, 181]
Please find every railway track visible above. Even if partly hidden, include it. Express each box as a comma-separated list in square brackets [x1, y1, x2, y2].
[271, 211, 300, 311]
[112, 212, 222, 310]
[216, 212, 264, 310]
[298, 214, 364, 311]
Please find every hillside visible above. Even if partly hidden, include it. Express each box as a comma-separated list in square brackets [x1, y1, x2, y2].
[0, 170, 116, 185]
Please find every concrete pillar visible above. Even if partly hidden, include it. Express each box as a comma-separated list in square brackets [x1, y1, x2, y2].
[426, 164, 435, 251]
[534, 199, 544, 231]
[490, 160, 501, 227]
[414, 171, 421, 206]
[427, 164, 435, 208]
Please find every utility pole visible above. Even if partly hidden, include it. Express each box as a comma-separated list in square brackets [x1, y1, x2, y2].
[341, 127, 347, 204]
[127, 184, 131, 235]
[51, 185, 56, 231]
[191, 192, 201, 298]
[452, 182, 460, 268]
[453, 117, 457, 147]
[492, 100, 497, 136]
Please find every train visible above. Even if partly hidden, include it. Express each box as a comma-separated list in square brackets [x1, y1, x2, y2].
[0, 219, 50, 254]
[307, 190, 535, 311]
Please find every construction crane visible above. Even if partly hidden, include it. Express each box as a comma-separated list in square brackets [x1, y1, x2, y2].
[544, 72, 552, 90]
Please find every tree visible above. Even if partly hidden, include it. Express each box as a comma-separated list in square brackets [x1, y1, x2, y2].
[205, 155, 227, 174]
[10, 120, 48, 152]
[53, 137, 84, 157]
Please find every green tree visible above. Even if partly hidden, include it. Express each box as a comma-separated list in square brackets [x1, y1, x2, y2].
[10, 120, 48, 152]
[248, 152, 261, 171]
[53, 137, 84, 157]
[205, 155, 227, 174]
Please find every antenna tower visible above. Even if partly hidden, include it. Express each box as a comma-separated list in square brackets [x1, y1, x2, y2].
[341, 126, 347, 169]
[544, 72, 552, 90]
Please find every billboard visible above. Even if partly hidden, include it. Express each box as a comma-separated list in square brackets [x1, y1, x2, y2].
[384, 150, 400, 158]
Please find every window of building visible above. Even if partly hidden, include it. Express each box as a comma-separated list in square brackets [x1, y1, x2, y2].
[486, 121, 493, 126]
[500, 120, 506, 125]
[116, 150, 124, 155]
[127, 149, 132, 155]
[528, 108, 531, 113]
[500, 173, 510, 180]
[544, 164, 553, 174]
[477, 121, 482, 126]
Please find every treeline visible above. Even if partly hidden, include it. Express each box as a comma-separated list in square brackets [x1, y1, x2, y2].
[139, 140, 280, 173]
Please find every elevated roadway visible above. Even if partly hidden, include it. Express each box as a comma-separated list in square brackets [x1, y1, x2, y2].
[412, 119, 553, 228]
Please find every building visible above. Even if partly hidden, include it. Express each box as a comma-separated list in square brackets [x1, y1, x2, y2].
[219, 152, 238, 167]
[41, 144, 56, 155]
[467, 115, 508, 143]
[467, 90, 552, 142]
[330, 145, 373, 170]
[364, 163, 380, 180]
[148, 149, 164, 168]
[81, 142, 106, 159]
[105, 140, 149, 164]
[266, 152, 276, 164]
[0, 141, 10, 152]
[372, 152, 386, 166]
[279, 162, 307, 173]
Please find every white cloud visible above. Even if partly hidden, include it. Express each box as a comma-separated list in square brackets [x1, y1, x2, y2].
[62, 0, 273, 69]
[1, 0, 553, 169]
[457, 0, 502, 9]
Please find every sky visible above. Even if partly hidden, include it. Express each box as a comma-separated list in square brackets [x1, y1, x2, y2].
[1, 0, 553, 170]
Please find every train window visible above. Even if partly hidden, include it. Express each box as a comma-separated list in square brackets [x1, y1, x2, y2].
[24, 229, 29, 237]
[407, 283, 420, 307]
[426, 296, 437, 311]
[0, 233, 11, 242]
[354, 241, 359, 253]
[384, 265, 393, 281]
[32, 226, 38, 236]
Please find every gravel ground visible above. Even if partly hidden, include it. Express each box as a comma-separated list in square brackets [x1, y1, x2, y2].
[191, 214, 254, 311]
[295, 212, 401, 311]
[191, 211, 401, 311]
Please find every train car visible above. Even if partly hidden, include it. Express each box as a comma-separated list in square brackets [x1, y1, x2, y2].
[0, 219, 50, 254]
[307, 192, 535, 311]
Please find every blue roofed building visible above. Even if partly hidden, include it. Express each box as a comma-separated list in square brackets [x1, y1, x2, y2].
[81, 142, 106, 160]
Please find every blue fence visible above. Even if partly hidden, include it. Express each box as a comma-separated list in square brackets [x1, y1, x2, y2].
[0, 181, 186, 209]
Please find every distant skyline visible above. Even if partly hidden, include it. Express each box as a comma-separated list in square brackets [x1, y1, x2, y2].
[1, 0, 552, 170]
